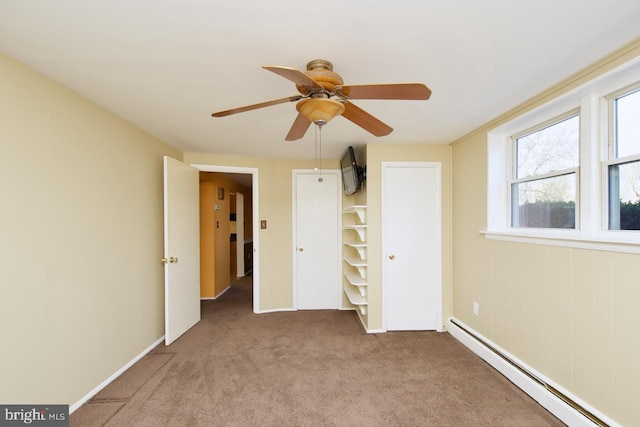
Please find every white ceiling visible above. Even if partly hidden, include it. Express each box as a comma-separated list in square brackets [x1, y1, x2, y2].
[1, 1, 640, 160]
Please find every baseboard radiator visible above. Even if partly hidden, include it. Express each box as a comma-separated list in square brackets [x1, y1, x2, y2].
[448, 318, 613, 427]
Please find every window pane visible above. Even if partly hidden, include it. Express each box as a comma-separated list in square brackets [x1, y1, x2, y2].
[516, 115, 579, 178]
[615, 89, 640, 158]
[511, 173, 576, 228]
[609, 160, 640, 230]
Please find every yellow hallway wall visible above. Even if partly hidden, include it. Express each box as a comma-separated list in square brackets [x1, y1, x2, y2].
[0, 52, 181, 406]
[199, 181, 217, 297]
[199, 173, 252, 298]
[451, 38, 640, 426]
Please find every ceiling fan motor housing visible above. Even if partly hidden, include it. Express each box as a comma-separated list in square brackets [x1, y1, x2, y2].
[296, 59, 344, 95]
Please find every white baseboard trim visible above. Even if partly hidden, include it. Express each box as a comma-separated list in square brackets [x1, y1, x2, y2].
[69, 336, 165, 414]
[200, 285, 232, 301]
[215, 286, 231, 299]
[341, 307, 386, 334]
[256, 307, 296, 314]
[447, 318, 617, 427]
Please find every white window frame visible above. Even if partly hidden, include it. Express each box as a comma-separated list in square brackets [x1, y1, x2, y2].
[603, 83, 640, 231]
[509, 110, 581, 230]
[484, 56, 640, 254]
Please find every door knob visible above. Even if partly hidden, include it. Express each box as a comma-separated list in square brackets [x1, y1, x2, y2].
[170, 257, 178, 263]
[298, 247, 304, 252]
[388, 254, 395, 260]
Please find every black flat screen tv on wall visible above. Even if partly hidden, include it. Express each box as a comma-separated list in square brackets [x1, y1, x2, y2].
[340, 146, 365, 195]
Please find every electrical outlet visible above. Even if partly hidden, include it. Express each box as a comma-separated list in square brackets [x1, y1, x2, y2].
[473, 302, 479, 316]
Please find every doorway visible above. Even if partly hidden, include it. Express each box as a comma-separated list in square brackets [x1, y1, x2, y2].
[193, 164, 260, 313]
[382, 162, 442, 331]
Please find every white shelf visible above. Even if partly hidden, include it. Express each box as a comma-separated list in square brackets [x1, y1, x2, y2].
[343, 224, 367, 230]
[344, 255, 366, 279]
[343, 240, 366, 260]
[344, 270, 367, 288]
[344, 254, 366, 267]
[344, 286, 367, 315]
[343, 240, 367, 248]
[343, 224, 367, 241]
[343, 205, 367, 223]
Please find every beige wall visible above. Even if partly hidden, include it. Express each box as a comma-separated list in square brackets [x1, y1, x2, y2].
[0, 53, 181, 405]
[451, 39, 640, 426]
[184, 152, 335, 311]
[187, 146, 453, 331]
[365, 143, 453, 331]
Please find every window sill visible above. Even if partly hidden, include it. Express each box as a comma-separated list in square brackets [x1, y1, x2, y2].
[481, 229, 640, 254]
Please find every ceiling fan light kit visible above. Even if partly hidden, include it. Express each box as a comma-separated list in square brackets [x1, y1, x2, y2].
[296, 98, 345, 127]
[211, 59, 431, 140]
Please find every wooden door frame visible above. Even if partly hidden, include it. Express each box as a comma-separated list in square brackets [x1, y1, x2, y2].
[191, 164, 260, 313]
[381, 161, 443, 331]
[291, 169, 342, 310]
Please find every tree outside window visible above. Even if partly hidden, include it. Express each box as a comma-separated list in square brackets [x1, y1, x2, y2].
[511, 114, 579, 228]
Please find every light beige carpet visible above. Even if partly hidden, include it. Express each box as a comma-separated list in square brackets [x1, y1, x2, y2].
[71, 276, 564, 426]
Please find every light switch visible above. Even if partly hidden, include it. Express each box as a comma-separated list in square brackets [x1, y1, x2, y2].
[261, 220, 267, 229]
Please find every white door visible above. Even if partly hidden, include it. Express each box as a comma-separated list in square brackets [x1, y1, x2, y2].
[294, 171, 341, 309]
[163, 156, 201, 345]
[383, 162, 441, 331]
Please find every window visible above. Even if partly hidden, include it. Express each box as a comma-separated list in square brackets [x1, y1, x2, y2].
[511, 114, 579, 229]
[607, 87, 640, 230]
[485, 56, 640, 253]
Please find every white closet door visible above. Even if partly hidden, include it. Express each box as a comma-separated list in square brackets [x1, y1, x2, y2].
[294, 171, 341, 310]
[383, 162, 441, 331]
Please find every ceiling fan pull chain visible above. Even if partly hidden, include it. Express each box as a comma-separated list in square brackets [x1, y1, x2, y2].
[314, 125, 318, 172]
[313, 125, 324, 182]
[319, 125, 323, 179]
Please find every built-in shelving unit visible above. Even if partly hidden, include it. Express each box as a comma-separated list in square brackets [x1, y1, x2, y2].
[342, 205, 368, 316]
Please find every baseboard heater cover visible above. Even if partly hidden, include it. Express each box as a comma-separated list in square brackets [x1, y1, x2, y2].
[447, 318, 616, 427]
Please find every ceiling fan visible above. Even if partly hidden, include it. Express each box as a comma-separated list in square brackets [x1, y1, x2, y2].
[211, 59, 431, 141]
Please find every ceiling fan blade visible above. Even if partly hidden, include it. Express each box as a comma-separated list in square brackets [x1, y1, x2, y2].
[341, 102, 393, 137]
[263, 65, 324, 91]
[335, 83, 431, 100]
[285, 113, 312, 141]
[211, 95, 302, 117]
